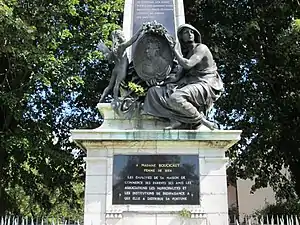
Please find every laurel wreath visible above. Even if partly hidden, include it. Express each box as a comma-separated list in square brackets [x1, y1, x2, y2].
[142, 20, 168, 36]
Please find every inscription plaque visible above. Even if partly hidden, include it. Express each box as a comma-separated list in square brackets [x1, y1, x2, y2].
[132, 0, 175, 36]
[112, 155, 199, 205]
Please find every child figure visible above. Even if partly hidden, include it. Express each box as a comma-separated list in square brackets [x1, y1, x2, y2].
[98, 26, 144, 102]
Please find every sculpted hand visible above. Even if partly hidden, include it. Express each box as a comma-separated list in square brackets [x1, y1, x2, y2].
[146, 79, 158, 87]
[142, 22, 149, 32]
[172, 42, 182, 61]
[163, 76, 175, 84]
[138, 25, 144, 34]
[173, 42, 181, 52]
[140, 28, 146, 36]
[165, 35, 175, 48]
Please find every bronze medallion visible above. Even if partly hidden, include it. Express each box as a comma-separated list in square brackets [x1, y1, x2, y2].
[133, 33, 173, 82]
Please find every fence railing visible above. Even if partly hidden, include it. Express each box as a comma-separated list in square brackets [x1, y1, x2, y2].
[0, 216, 83, 225]
[233, 215, 300, 225]
[1, 215, 299, 225]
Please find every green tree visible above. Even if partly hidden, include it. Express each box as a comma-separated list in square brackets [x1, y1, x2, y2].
[255, 199, 300, 216]
[0, 0, 123, 216]
[184, 0, 300, 198]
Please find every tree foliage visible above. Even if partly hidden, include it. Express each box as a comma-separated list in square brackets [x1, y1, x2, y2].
[0, 0, 123, 216]
[255, 199, 300, 216]
[185, 0, 300, 198]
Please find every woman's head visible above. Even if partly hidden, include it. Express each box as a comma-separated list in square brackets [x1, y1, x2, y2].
[177, 24, 201, 44]
[145, 38, 161, 59]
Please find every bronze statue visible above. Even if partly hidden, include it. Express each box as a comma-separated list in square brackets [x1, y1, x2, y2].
[98, 26, 144, 102]
[142, 24, 224, 130]
[97, 22, 223, 130]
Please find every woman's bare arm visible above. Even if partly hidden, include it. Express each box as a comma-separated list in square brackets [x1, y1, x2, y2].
[174, 44, 206, 70]
[122, 26, 143, 49]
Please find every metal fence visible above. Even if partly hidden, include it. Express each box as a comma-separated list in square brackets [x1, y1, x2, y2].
[0, 216, 83, 225]
[1, 215, 299, 225]
[233, 215, 300, 225]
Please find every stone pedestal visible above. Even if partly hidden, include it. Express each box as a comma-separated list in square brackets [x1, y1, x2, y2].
[71, 103, 242, 225]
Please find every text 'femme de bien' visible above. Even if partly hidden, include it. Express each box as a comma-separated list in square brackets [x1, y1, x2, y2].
[136, 163, 180, 173]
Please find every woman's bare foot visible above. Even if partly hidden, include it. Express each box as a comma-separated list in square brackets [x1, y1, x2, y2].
[164, 120, 182, 130]
[199, 118, 219, 130]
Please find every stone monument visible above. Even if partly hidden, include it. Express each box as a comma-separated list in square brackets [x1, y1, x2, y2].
[71, 1, 242, 225]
